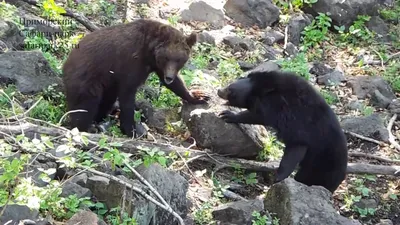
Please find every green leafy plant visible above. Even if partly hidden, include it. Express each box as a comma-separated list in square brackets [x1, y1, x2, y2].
[139, 147, 169, 168]
[232, 165, 259, 185]
[106, 207, 138, 225]
[383, 61, 400, 92]
[193, 201, 213, 225]
[39, 0, 66, 19]
[259, 134, 284, 161]
[379, 1, 400, 23]
[0, 0, 19, 22]
[301, 13, 332, 50]
[277, 52, 311, 80]
[320, 89, 339, 105]
[338, 15, 375, 44]
[168, 14, 180, 27]
[99, 0, 116, 26]
[252, 211, 280, 225]
[28, 99, 66, 124]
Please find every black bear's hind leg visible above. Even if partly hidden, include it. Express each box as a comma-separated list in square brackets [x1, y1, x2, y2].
[274, 145, 307, 183]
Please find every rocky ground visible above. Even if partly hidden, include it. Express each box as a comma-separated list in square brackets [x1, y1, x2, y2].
[0, 0, 400, 225]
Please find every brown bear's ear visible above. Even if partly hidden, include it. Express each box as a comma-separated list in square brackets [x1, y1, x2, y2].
[186, 32, 197, 47]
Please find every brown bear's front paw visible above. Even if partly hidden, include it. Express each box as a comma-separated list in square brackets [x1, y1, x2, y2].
[190, 90, 210, 104]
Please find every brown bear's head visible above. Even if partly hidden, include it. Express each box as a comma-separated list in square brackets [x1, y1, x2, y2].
[154, 29, 197, 85]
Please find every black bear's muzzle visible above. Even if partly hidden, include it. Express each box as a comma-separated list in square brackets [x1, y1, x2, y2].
[217, 88, 229, 100]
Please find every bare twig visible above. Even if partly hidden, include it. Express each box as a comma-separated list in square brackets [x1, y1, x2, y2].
[372, 49, 385, 69]
[283, 26, 289, 54]
[4, 96, 43, 121]
[343, 130, 387, 146]
[363, 51, 400, 66]
[58, 109, 88, 125]
[349, 152, 400, 164]
[86, 166, 184, 225]
[169, 138, 201, 184]
[123, 162, 184, 224]
[387, 114, 400, 151]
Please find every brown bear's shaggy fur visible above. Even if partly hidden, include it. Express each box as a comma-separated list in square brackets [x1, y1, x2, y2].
[62, 19, 209, 137]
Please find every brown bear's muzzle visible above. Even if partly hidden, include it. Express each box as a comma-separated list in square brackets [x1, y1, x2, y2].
[164, 74, 175, 85]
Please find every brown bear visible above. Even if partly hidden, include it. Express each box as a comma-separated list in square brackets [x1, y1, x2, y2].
[62, 19, 209, 137]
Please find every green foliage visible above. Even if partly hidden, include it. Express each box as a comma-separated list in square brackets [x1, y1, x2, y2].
[28, 99, 66, 123]
[273, 0, 318, 13]
[139, 147, 169, 168]
[301, 13, 332, 50]
[361, 105, 374, 116]
[0, 0, 19, 22]
[106, 207, 138, 225]
[379, 1, 400, 23]
[0, 85, 20, 116]
[39, 0, 66, 19]
[99, 0, 117, 26]
[252, 211, 280, 225]
[231, 165, 258, 185]
[342, 175, 378, 218]
[383, 61, 400, 92]
[194, 201, 213, 225]
[0, 136, 95, 220]
[217, 58, 243, 84]
[320, 89, 339, 105]
[277, 52, 311, 80]
[336, 15, 375, 44]
[259, 134, 284, 161]
[167, 14, 180, 27]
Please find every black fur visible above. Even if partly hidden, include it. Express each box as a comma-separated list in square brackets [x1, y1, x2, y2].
[217, 70, 348, 193]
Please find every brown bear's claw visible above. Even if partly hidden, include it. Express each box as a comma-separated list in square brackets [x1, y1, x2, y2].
[190, 90, 210, 104]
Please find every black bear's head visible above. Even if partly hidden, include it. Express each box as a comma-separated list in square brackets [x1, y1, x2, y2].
[154, 29, 197, 85]
[217, 71, 278, 108]
[217, 76, 254, 109]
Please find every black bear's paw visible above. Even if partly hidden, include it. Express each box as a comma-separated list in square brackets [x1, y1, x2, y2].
[190, 90, 211, 104]
[218, 110, 237, 123]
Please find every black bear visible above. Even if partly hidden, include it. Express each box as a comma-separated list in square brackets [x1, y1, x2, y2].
[217, 70, 348, 193]
[62, 19, 209, 137]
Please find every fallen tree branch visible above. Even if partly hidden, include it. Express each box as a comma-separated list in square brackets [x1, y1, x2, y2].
[387, 114, 400, 151]
[349, 152, 400, 165]
[363, 51, 400, 66]
[1, 122, 400, 177]
[343, 130, 387, 146]
[20, 0, 100, 31]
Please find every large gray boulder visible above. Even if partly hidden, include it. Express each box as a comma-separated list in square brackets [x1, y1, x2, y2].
[223, 0, 280, 28]
[304, 0, 381, 28]
[0, 51, 62, 94]
[264, 178, 362, 225]
[181, 84, 266, 160]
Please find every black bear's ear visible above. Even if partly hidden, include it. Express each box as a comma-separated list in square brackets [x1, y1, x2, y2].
[186, 32, 197, 47]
